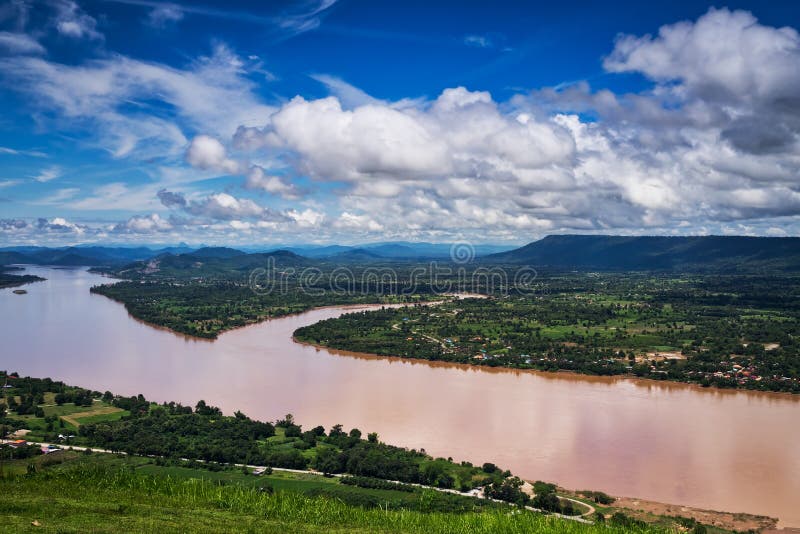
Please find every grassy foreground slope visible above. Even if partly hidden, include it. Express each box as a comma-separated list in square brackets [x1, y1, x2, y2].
[1, 463, 656, 534]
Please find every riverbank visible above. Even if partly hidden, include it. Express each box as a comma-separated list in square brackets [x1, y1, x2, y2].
[6, 266, 800, 528]
[1, 437, 778, 532]
[293, 335, 800, 401]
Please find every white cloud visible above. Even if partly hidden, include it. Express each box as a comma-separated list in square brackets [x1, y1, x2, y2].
[32, 187, 80, 205]
[0, 31, 45, 54]
[147, 3, 183, 28]
[33, 166, 61, 182]
[4, 7, 800, 243]
[243, 166, 297, 198]
[185, 135, 241, 174]
[310, 74, 382, 108]
[53, 0, 103, 40]
[604, 8, 800, 103]
[0, 146, 47, 157]
[0, 44, 273, 159]
[38, 216, 86, 234]
[287, 208, 324, 228]
[113, 213, 172, 233]
[463, 35, 491, 48]
[240, 87, 574, 192]
[187, 192, 265, 220]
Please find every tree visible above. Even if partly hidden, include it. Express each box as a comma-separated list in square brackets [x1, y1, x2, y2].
[314, 447, 342, 475]
[194, 400, 222, 416]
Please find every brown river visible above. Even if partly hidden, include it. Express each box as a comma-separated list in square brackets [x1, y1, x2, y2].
[2, 267, 799, 526]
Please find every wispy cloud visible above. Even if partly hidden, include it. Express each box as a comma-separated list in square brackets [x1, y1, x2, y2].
[53, 0, 103, 40]
[32, 166, 61, 182]
[0, 179, 21, 189]
[0, 146, 47, 158]
[31, 187, 80, 205]
[310, 73, 381, 108]
[104, 0, 338, 38]
[0, 31, 45, 55]
[146, 3, 184, 28]
[463, 34, 492, 48]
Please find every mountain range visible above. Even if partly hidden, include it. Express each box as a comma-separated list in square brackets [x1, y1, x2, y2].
[486, 235, 800, 271]
[2, 236, 798, 272]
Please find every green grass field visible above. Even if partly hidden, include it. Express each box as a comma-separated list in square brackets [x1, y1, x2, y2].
[0, 458, 662, 534]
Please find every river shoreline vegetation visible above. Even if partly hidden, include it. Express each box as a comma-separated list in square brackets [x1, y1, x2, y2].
[1, 372, 768, 533]
[0, 266, 44, 289]
[295, 274, 800, 393]
[90, 248, 800, 393]
[90, 281, 428, 339]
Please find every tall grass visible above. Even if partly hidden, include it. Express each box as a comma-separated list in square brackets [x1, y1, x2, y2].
[1, 463, 666, 534]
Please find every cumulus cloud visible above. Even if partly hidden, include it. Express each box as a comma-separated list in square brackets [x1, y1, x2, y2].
[238, 86, 574, 188]
[155, 189, 291, 224]
[0, 219, 28, 232]
[157, 188, 187, 208]
[604, 8, 800, 103]
[184, 135, 241, 174]
[36, 217, 87, 234]
[243, 166, 297, 198]
[4, 7, 800, 243]
[112, 213, 172, 233]
[286, 208, 325, 228]
[334, 211, 384, 232]
[186, 192, 265, 220]
[604, 8, 800, 157]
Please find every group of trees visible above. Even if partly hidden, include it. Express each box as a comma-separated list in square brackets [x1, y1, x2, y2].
[80, 401, 276, 464]
[0, 373, 102, 419]
[75, 397, 523, 504]
[0, 268, 44, 289]
[296, 274, 800, 393]
[90, 281, 417, 339]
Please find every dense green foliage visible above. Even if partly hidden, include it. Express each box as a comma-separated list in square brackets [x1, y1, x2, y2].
[91, 280, 427, 338]
[78, 404, 509, 493]
[0, 375, 746, 533]
[0, 266, 44, 289]
[341, 475, 418, 492]
[296, 274, 800, 393]
[1, 373, 517, 504]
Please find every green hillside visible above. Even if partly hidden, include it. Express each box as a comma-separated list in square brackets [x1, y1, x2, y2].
[487, 235, 800, 271]
[1, 460, 658, 534]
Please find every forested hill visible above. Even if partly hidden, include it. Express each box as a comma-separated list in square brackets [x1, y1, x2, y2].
[485, 235, 800, 271]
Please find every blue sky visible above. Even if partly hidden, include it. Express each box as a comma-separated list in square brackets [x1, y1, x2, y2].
[1, 0, 800, 245]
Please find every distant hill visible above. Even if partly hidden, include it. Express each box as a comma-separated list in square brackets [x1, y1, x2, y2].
[186, 247, 245, 259]
[282, 242, 516, 260]
[0, 245, 198, 267]
[486, 235, 800, 271]
[114, 249, 311, 279]
[278, 245, 354, 258]
[327, 248, 385, 262]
